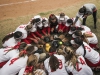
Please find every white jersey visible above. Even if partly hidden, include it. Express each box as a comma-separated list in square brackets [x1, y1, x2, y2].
[18, 67, 25, 75]
[65, 55, 93, 75]
[15, 24, 28, 39]
[76, 42, 99, 64]
[0, 47, 19, 63]
[68, 18, 82, 34]
[44, 54, 68, 75]
[57, 15, 69, 26]
[0, 53, 28, 75]
[2, 37, 20, 47]
[72, 25, 91, 38]
[86, 32, 98, 44]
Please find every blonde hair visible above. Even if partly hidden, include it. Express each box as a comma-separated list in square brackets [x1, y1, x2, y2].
[27, 54, 38, 67]
[64, 47, 78, 67]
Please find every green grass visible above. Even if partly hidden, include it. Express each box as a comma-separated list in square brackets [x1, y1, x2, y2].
[0, 0, 100, 74]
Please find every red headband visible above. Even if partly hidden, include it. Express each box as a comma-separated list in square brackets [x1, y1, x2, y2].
[25, 66, 33, 73]
[49, 52, 56, 56]
[13, 42, 21, 49]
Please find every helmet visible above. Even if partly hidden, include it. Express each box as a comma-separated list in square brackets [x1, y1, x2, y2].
[43, 36, 50, 43]
[52, 40, 59, 48]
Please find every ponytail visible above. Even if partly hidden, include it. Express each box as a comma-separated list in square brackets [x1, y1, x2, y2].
[2, 33, 14, 43]
[49, 54, 59, 71]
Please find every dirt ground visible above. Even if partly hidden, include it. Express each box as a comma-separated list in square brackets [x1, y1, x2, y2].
[0, 0, 88, 20]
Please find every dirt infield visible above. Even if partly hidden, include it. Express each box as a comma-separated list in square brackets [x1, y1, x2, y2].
[0, 0, 89, 20]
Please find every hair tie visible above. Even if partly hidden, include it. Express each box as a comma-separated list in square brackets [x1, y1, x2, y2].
[13, 42, 21, 49]
[25, 66, 33, 73]
[49, 52, 56, 56]
[19, 50, 27, 56]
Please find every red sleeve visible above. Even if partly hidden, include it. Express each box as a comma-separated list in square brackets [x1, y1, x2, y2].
[48, 27, 50, 34]
[21, 39, 31, 44]
[58, 24, 62, 31]
[42, 28, 47, 36]
[35, 31, 42, 38]
[62, 25, 66, 30]
[30, 32, 36, 38]
[0, 61, 8, 68]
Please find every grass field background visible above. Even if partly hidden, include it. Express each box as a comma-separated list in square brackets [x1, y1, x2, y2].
[0, 0, 100, 74]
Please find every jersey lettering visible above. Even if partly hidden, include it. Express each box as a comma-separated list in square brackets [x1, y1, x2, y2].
[76, 57, 86, 71]
[84, 46, 91, 52]
[58, 59, 63, 69]
[76, 63, 82, 71]
[79, 57, 86, 65]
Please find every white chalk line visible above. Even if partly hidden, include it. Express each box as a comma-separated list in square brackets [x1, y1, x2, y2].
[0, 0, 36, 7]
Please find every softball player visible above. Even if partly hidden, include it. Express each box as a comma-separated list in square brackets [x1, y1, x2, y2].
[0, 42, 27, 68]
[0, 45, 35, 75]
[73, 30, 99, 50]
[44, 47, 68, 75]
[57, 13, 69, 33]
[64, 47, 93, 75]
[2, 31, 22, 47]
[67, 18, 82, 34]
[71, 37, 100, 67]
[18, 54, 40, 75]
[74, 3, 97, 29]
[72, 25, 91, 38]
[42, 18, 50, 36]
[48, 14, 58, 34]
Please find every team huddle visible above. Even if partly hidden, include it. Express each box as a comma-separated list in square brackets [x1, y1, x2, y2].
[0, 3, 99, 75]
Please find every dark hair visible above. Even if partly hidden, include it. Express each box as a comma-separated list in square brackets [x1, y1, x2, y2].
[35, 18, 41, 23]
[67, 19, 73, 25]
[42, 19, 46, 23]
[79, 7, 86, 13]
[18, 42, 27, 51]
[49, 46, 59, 71]
[14, 31, 22, 39]
[49, 14, 57, 22]
[51, 40, 59, 48]
[74, 30, 82, 36]
[70, 26, 76, 31]
[74, 37, 83, 45]
[49, 54, 59, 71]
[49, 46, 57, 53]
[30, 19, 36, 25]
[48, 14, 58, 27]
[2, 32, 14, 43]
[60, 13, 65, 17]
